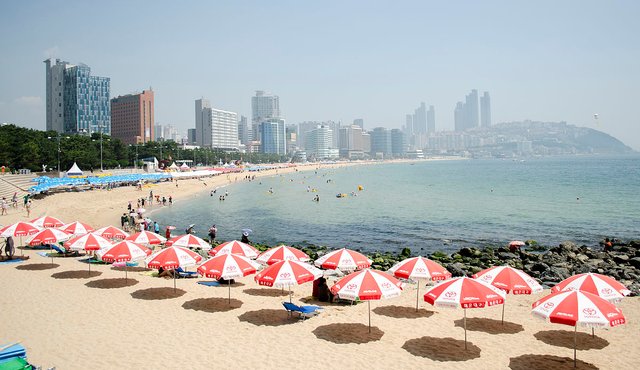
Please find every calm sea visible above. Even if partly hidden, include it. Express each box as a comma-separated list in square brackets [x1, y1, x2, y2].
[151, 155, 640, 254]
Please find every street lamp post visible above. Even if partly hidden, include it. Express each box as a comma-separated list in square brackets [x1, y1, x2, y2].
[47, 133, 69, 175]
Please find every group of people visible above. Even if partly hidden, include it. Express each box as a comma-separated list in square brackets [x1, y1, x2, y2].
[0, 193, 32, 216]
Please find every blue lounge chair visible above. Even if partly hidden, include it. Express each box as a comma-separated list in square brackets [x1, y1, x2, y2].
[282, 302, 323, 320]
[50, 244, 79, 257]
[175, 267, 198, 278]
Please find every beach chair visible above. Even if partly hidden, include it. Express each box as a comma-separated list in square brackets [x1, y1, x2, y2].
[282, 302, 323, 320]
[175, 267, 198, 278]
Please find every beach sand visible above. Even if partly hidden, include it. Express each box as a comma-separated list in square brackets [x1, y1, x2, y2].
[1, 162, 638, 369]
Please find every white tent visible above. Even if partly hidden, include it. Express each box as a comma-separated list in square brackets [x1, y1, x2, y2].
[66, 162, 83, 176]
[180, 163, 190, 171]
[168, 162, 179, 171]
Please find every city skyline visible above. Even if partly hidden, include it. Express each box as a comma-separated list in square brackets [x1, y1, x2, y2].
[0, 1, 638, 149]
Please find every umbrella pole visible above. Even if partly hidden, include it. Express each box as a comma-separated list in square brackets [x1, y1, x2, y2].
[591, 327, 594, 338]
[173, 270, 176, 292]
[289, 285, 292, 303]
[228, 279, 231, 304]
[20, 236, 23, 256]
[50, 244, 54, 266]
[574, 325, 577, 368]
[416, 280, 420, 311]
[464, 308, 468, 350]
[125, 265, 128, 281]
[368, 300, 371, 333]
[88, 257, 91, 273]
[502, 301, 505, 325]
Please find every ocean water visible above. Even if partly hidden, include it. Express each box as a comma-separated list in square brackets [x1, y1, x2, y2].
[151, 155, 640, 254]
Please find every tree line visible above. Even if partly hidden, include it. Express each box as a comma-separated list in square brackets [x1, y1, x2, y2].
[0, 124, 288, 173]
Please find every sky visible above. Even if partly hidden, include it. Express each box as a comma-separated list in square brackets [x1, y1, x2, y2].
[0, 1, 639, 149]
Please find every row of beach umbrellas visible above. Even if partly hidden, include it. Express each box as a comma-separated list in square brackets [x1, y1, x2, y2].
[1, 216, 631, 367]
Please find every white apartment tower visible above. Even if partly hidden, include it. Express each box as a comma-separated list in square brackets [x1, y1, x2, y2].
[195, 99, 239, 150]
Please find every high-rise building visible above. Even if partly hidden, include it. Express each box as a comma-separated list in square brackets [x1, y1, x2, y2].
[391, 129, 406, 156]
[44, 58, 111, 135]
[297, 121, 321, 150]
[187, 128, 197, 144]
[370, 127, 392, 157]
[154, 124, 163, 140]
[252, 90, 280, 141]
[195, 99, 239, 150]
[260, 118, 286, 155]
[110, 90, 154, 145]
[194, 98, 211, 146]
[480, 91, 491, 128]
[412, 102, 427, 134]
[427, 105, 436, 133]
[238, 115, 250, 145]
[362, 132, 371, 154]
[454, 89, 480, 131]
[286, 124, 298, 154]
[353, 118, 364, 129]
[305, 125, 333, 159]
[405, 114, 413, 135]
[323, 120, 340, 149]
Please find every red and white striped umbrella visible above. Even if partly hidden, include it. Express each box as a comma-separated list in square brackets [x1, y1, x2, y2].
[314, 248, 372, 271]
[64, 232, 113, 252]
[330, 269, 404, 331]
[473, 265, 543, 294]
[26, 228, 72, 246]
[30, 216, 65, 228]
[125, 230, 167, 245]
[97, 240, 152, 280]
[532, 290, 626, 367]
[472, 265, 543, 323]
[208, 240, 259, 258]
[255, 245, 310, 265]
[0, 221, 41, 237]
[98, 240, 152, 263]
[390, 256, 452, 281]
[145, 246, 203, 291]
[551, 273, 631, 303]
[94, 225, 130, 240]
[165, 234, 211, 250]
[389, 256, 451, 310]
[255, 260, 322, 288]
[60, 221, 95, 235]
[424, 277, 506, 349]
[198, 254, 261, 303]
[145, 246, 203, 270]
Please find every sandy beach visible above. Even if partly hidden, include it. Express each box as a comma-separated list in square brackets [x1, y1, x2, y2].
[1, 161, 638, 369]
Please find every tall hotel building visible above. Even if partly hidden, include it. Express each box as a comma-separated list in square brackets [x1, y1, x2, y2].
[195, 99, 239, 151]
[251, 91, 280, 141]
[110, 90, 154, 144]
[480, 91, 491, 127]
[44, 58, 110, 135]
[260, 118, 286, 155]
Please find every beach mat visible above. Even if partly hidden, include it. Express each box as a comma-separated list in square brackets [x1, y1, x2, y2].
[0, 259, 24, 265]
[197, 281, 221, 287]
[0, 343, 26, 363]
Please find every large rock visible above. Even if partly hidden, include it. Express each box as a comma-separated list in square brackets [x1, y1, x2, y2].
[446, 262, 467, 277]
[540, 266, 571, 283]
[629, 257, 640, 269]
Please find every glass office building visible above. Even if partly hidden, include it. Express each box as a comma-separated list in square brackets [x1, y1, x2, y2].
[61, 64, 111, 135]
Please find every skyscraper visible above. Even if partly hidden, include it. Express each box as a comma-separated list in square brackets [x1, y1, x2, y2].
[44, 58, 111, 135]
[454, 89, 480, 131]
[260, 118, 286, 155]
[194, 98, 210, 146]
[110, 89, 154, 145]
[405, 114, 413, 135]
[238, 115, 250, 145]
[427, 105, 436, 133]
[195, 99, 239, 150]
[252, 91, 280, 141]
[390, 129, 405, 156]
[305, 125, 332, 159]
[480, 91, 491, 128]
[412, 102, 427, 134]
[353, 118, 364, 129]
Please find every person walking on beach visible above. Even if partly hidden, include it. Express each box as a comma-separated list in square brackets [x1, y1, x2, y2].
[11, 192, 17, 208]
[165, 226, 172, 240]
[1, 197, 8, 215]
[25, 199, 32, 217]
[154, 222, 160, 234]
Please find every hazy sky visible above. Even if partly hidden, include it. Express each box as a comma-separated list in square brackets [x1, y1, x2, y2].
[0, 1, 638, 149]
